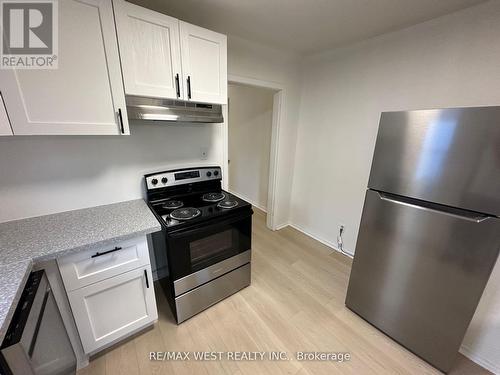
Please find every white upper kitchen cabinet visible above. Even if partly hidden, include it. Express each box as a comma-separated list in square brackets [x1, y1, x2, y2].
[114, 0, 183, 100]
[0, 0, 129, 135]
[180, 21, 227, 104]
[0, 93, 13, 136]
[114, 3, 227, 105]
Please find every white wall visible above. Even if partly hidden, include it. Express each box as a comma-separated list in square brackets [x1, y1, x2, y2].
[227, 35, 302, 227]
[0, 34, 303, 226]
[291, 1, 500, 372]
[228, 84, 274, 211]
[0, 121, 223, 222]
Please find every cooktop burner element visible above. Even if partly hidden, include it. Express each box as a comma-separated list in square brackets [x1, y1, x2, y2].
[162, 200, 184, 210]
[145, 167, 252, 229]
[170, 207, 201, 221]
[202, 192, 226, 202]
[217, 200, 238, 209]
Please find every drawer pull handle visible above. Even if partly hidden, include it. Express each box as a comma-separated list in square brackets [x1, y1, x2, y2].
[144, 269, 150, 288]
[91, 246, 122, 258]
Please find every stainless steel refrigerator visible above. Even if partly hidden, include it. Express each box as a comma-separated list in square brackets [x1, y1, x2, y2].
[345, 106, 500, 373]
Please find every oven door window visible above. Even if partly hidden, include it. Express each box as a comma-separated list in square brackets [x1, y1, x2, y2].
[190, 229, 234, 267]
[168, 214, 251, 279]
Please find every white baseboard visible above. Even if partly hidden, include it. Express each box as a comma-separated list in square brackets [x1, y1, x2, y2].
[460, 345, 500, 374]
[227, 189, 267, 212]
[288, 221, 354, 259]
[275, 222, 290, 230]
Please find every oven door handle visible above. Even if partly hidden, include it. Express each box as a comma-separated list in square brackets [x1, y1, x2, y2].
[169, 212, 252, 239]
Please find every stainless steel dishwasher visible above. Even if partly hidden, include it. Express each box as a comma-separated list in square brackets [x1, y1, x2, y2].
[1, 270, 76, 375]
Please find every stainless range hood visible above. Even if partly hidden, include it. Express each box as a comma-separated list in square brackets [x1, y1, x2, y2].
[126, 96, 223, 123]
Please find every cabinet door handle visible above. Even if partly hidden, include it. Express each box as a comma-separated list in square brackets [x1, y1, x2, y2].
[118, 108, 125, 134]
[144, 269, 150, 288]
[187, 76, 191, 99]
[91, 247, 122, 258]
[175, 74, 180, 98]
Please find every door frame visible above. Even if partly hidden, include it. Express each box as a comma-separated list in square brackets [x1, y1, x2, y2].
[224, 74, 285, 230]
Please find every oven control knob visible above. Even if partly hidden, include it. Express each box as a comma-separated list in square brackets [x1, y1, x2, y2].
[151, 178, 158, 185]
[206, 171, 212, 177]
[161, 177, 168, 184]
[214, 170, 219, 176]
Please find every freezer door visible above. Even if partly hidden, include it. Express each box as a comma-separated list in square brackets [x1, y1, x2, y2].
[368, 106, 500, 216]
[345, 189, 500, 373]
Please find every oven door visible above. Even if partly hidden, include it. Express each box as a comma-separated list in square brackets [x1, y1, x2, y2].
[167, 211, 252, 281]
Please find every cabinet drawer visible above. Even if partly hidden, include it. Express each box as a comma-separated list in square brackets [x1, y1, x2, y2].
[58, 236, 150, 291]
[68, 266, 157, 354]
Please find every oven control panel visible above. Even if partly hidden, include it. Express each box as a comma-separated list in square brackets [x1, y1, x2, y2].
[145, 167, 222, 190]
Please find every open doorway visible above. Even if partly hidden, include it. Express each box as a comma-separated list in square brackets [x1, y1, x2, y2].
[223, 77, 283, 230]
[228, 83, 274, 211]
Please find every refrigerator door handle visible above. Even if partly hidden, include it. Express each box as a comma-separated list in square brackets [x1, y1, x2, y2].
[377, 191, 491, 223]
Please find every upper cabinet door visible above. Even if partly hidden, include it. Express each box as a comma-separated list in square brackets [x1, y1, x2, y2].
[0, 93, 13, 136]
[179, 21, 227, 104]
[0, 0, 129, 135]
[114, 0, 182, 100]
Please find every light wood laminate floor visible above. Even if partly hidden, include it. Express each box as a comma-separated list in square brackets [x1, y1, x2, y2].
[78, 208, 490, 375]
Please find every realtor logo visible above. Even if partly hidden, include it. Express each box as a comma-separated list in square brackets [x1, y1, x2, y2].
[1, 0, 58, 69]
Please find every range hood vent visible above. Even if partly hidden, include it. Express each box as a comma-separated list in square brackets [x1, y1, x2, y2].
[126, 96, 223, 123]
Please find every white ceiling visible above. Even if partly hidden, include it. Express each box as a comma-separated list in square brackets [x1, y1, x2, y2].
[132, 0, 487, 55]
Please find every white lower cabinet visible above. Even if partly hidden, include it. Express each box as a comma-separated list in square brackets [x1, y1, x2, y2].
[67, 265, 157, 354]
[59, 237, 158, 354]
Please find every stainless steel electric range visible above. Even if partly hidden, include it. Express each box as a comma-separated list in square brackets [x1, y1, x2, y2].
[145, 166, 253, 323]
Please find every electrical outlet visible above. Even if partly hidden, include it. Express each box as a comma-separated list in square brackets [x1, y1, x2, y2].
[200, 147, 208, 160]
[337, 224, 345, 251]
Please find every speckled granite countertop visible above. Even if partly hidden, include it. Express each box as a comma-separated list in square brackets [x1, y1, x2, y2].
[0, 199, 161, 342]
